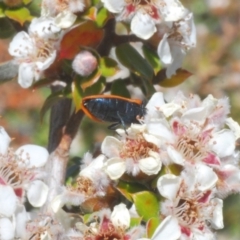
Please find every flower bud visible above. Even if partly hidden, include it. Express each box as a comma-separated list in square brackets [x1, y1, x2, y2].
[72, 51, 98, 76]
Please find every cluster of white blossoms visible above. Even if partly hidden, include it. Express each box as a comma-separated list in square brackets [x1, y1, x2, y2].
[0, 127, 49, 239]
[99, 92, 240, 239]
[101, 0, 196, 78]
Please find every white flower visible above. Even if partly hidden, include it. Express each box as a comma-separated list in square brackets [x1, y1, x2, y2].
[154, 169, 223, 240]
[8, 17, 61, 88]
[101, 0, 188, 40]
[157, 12, 196, 78]
[0, 126, 11, 155]
[41, 0, 85, 28]
[102, 124, 161, 180]
[0, 143, 49, 207]
[145, 92, 235, 167]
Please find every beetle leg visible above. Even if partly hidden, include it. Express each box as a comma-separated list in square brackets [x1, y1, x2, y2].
[108, 122, 120, 130]
[117, 111, 128, 135]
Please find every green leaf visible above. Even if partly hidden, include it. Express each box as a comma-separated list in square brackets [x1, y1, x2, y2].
[23, 0, 32, 5]
[116, 43, 154, 81]
[111, 79, 130, 98]
[153, 68, 192, 88]
[40, 92, 68, 121]
[96, 7, 110, 27]
[0, 18, 15, 38]
[28, 0, 41, 16]
[99, 57, 118, 77]
[142, 45, 161, 75]
[146, 217, 161, 238]
[84, 76, 106, 96]
[83, 6, 97, 21]
[72, 77, 83, 111]
[0, 3, 6, 17]
[5, 7, 33, 26]
[116, 181, 146, 202]
[132, 191, 159, 222]
[116, 43, 155, 96]
[130, 217, 142, 228]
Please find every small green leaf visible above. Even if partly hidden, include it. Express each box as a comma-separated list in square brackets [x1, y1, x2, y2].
[99, 57, 118, 77]
[130, 217, 142, 228]
[84, 76, 106, 96]
[96, 7, 110, 27]
[40, 92, 68, 121]
[23, 0, 32, 5]
[132, 191, 159, 222]
[0, 18, 15, 38]
[111, 79, 131, 98]
[146, 217, 161, 238]
[117, 181, 146, 202]
[28, 0, 41, 16]
[0, 3, 6, 17]
[83, 6, 97, 21]
[72, 77, 83, 111]
[142, 45, 161, 75]
[5, 7, 33, 26]
[153, 68, 192, 87]
[116, 43, 154, 81]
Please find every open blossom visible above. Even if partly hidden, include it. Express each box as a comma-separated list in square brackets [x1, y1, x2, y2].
[8, 17, 61, 88]
[65, 203, 145, 240]
[41, 0, 85, 28]
[102, 124, 162, 180]
[157, 12, 196, 78]
[101, 0, 187, 40]
[153, 167, 223, 240]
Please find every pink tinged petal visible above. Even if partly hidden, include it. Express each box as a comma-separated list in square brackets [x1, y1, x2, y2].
[0, 185, 17, 217]
[167, 146, 184, 165]
[27, 180, 49, 207]
[104, 158, 126, 180]
[0, 218, 14, 240]
[18, 63, 35, 88]
[203, 153, 220, 165]
[8, 31, 33, 58]
[55, 11, 77, 28]
[138, 153, 161, 175]
[111, 203, 130, 229]
[14, 188, 24, 198]
[15, 144, 49, 167]
[210, 198, 223, 229]
[157, 174, 181, 201]
[131, 13, 156, 40]
[210, 130, 235, 157]
[101, 136, 122, 158]
[195, 164, 218, 191]
[14, 205, 29, 239]
[152, 216, 181, 240]
[101, 0, 125, 13]
[0, 127, 11, 155]
[157, 34, 172, 64]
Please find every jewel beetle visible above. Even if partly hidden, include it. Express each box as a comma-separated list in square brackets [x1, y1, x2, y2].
[81, 95, 146, 130]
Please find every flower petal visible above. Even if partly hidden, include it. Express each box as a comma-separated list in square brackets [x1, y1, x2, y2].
[138, 153, 161, 175]
[0, 127, 11, 155]
[0, 185, 17, 217]
[111, 203, 130, 229]
[167, 146, 185, 165]
[157, 34, 172, 64]
[131, 13, 156, 40]
[101, 0, 125, 13]
[27, 180, 49, 207]
[18, 63, 35, 88]
[157, 174, 181, 201]
[152, 216, 181, 240]
[210, 198, 223, 229]
[55, 11, 77, 28]
[104, 157, 126, 180]
[0, 218, 14, 240]
[210, 130, 235, 157]
[14, 204, 29, 239]
[15, 144, 49, 167]
[101, 136, 122, 158]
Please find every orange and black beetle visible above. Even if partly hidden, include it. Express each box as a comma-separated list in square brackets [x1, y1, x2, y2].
[81, 95, 146, 130]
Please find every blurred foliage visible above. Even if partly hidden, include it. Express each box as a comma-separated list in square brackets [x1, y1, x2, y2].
[0, 0, 240, 239]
